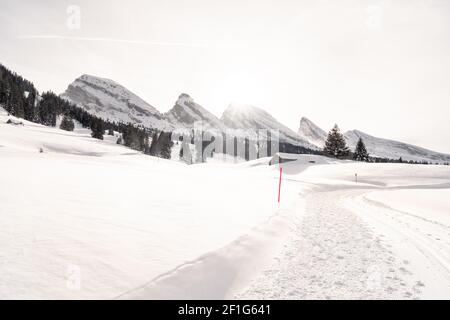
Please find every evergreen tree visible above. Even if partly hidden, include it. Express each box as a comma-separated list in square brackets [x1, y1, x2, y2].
[323, 124, 349, 158]
[144, 135, 151, 154]
[90, 118, 104, 140]
[353, 137, 369, 161]
[11, 88, 25, 118]
[149, 132, 159, 156]
[60, 114, 75, 131]
[38, 92, 61, 126]
[23, 89, 36, 121]
[158, 132, 174, 159]
[121, 124, 148, 151]
[148, 131, 173, 159]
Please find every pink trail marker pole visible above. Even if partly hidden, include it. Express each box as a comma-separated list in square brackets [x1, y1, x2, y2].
[278, 166, 283, 203]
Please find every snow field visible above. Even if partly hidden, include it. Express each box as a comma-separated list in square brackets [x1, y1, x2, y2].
[1, 107, 450, 299]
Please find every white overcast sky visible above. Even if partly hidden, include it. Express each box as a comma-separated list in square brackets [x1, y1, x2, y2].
[1, 0, 449, 153]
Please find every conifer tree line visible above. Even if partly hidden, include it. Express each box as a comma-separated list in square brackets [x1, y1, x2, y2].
[0, 64, 37, 121]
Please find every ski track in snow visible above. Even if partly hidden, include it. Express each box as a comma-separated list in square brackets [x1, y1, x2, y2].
[237, 184, 450, 300]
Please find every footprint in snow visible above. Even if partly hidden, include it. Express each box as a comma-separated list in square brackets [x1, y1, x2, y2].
[404, 292, 412, 298]
[416, 281, 425, 287]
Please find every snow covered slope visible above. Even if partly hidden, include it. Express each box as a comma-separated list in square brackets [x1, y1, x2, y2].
[164, 93, 227, 131]
[2, 106, 450, 299]
[297, 117, 450, 163]
[60, 75, 172, 130]
[221, 104, 316, 148]
[0, 106, 300, 299]
[0, 107, 127, 156]
[238, 161, 450, 300]
[345, 130, 450, 163]
[297, 117, 327, 148]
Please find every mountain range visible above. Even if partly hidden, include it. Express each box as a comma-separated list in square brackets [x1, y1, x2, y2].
[61, 75, 450, 163]
[298, 117, 450, 163]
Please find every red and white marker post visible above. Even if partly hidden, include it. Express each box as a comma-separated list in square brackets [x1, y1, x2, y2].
[278, 166, 283, 203]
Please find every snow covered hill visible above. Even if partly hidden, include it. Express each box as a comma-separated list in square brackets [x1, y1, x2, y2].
[0, 106, 300, 299]
[164, 93, 227, 131]
[221, 104, 316, 148]
[60, 75, 172, 130]
[0, 107, 127, 156]
[297, 117, 450, 163]
[344, 130, 450, 163]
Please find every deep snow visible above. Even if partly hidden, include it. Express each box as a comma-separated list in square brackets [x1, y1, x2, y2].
[1, 107, 449, 299]
[0, 108, 300, 299]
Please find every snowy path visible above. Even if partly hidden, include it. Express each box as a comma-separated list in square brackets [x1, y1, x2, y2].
[237, 183, 450, 299]
[346, 188, 450, 298]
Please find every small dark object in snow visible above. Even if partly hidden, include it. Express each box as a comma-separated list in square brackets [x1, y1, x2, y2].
[39, 147, 44, 153]
[6, 119, 23, 125]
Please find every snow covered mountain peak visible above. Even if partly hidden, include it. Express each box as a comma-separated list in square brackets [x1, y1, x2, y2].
[221, 104, 316, 149]
[71, 74, 157, 112]
[224, 103, 261, 118]
[164, 93, 227, 130]
[176, 93, 194, 105]
[78, 74, 116, 84]
[60, 75, 172, 130]
[298, 117, 328, 148]
[222, 103, 278, 129]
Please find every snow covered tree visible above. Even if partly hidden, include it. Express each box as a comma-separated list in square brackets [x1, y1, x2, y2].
[323, 124, 349, 158]
[353, 137, 369, 161]
[60, 114, 75, 131]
